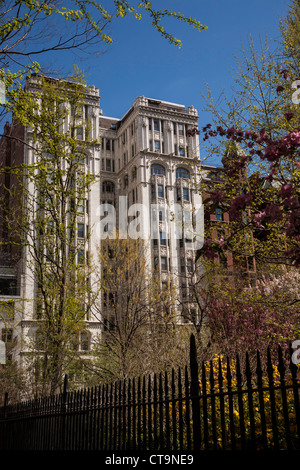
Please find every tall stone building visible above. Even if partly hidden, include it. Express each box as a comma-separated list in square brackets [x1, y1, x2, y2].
[0, 75, 206, 370]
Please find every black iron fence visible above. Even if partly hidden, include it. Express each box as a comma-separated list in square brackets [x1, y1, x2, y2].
[0, 335, 299, 451]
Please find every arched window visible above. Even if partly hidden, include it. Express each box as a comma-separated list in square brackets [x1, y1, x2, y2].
[102, 181, 115, 193]
[151, 164, 165, 176]
[176, 167, 190, 179]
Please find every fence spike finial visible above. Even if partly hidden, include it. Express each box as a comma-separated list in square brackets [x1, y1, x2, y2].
[63, 374, 69, 397]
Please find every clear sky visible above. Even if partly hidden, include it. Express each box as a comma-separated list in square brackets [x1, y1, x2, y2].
[11, 0, 292, 160]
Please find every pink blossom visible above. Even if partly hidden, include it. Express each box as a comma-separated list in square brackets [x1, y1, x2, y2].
[284, 196, 299, 210]
[264, 203, 283, 222]
[217, 236, 225, 247]
[284, 130, 300, 146]
[210, 190, 225, 205]
[253, 211, 266, 228]
[280, 69, 290, 80]
[280, 184, 294, 199]
[264, 144, 280, 162]
[229, 194, 253, 218]
[217, 126, 226, 136]
[200, 239, 217, 260]
[264, 173, 273, 182]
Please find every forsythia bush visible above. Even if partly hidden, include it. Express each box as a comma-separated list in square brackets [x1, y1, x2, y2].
[168, 356, 299, 450]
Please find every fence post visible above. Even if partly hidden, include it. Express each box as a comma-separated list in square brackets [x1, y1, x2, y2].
[60, 374, 69, 450]
[1, 392, 8, 451]
[189, 334, 201, 450]
[289, 343, 300, 449]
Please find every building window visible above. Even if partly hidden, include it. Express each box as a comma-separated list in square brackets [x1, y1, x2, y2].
[178, 123, 185, 136]
[160, 231, 167, 246]
[215, 207, 223, 221]
[78, 223, 84, 238]
[149, 118, 152, 130]
[76, 127, 83, 140]
[71, 331, 91, 351]
[151, 184, 156, 200]
[106, 159, 111, 171]
[179, 147, 185, 157]
[174, 144, 178, 155]
[181, 259, 185, 273]
[0, 277, 18, 296]
[78, 199, 86, 213]
[173, 122, 177, 135]
[103, 315, 115, 332]
[106, 139, 111, 151]
[219, 252, 227, 268]
[102, 181, 115, 193]
[161, 256, 168, 271]
[176, 167, 190, 179]
[247, 256, 254, 271]
[157, 184, 164, 198]
[80, 331, 90, 351]
[35, 328, 44, 350]
[177, 187, 181, 201]
[151, 164, 165, 176]
[132, 166, 137, 180]
[187, 258, 193, 273]
[183, 188, 190, 201]
[1, 328, 13, 343]
[154, 140, 160, 152]
[149, 140, 153, 151]
[77, 250, 84, 264]
[154, 119, 160, 131]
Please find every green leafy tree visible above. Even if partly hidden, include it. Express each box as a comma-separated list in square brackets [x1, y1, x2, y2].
[89, 235, 189, 383]
[1, 71, 99, 395]
[197, 1, 300, 272]
[0, 1, 207, 398]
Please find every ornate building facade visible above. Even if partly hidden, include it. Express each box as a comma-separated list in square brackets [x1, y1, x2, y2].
[0, 76, 207, 370]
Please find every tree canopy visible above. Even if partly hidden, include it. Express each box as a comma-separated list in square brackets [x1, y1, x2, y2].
[198, 0, 300, 269]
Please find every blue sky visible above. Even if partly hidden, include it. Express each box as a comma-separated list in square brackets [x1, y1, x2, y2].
[13, 1, 292, 160]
